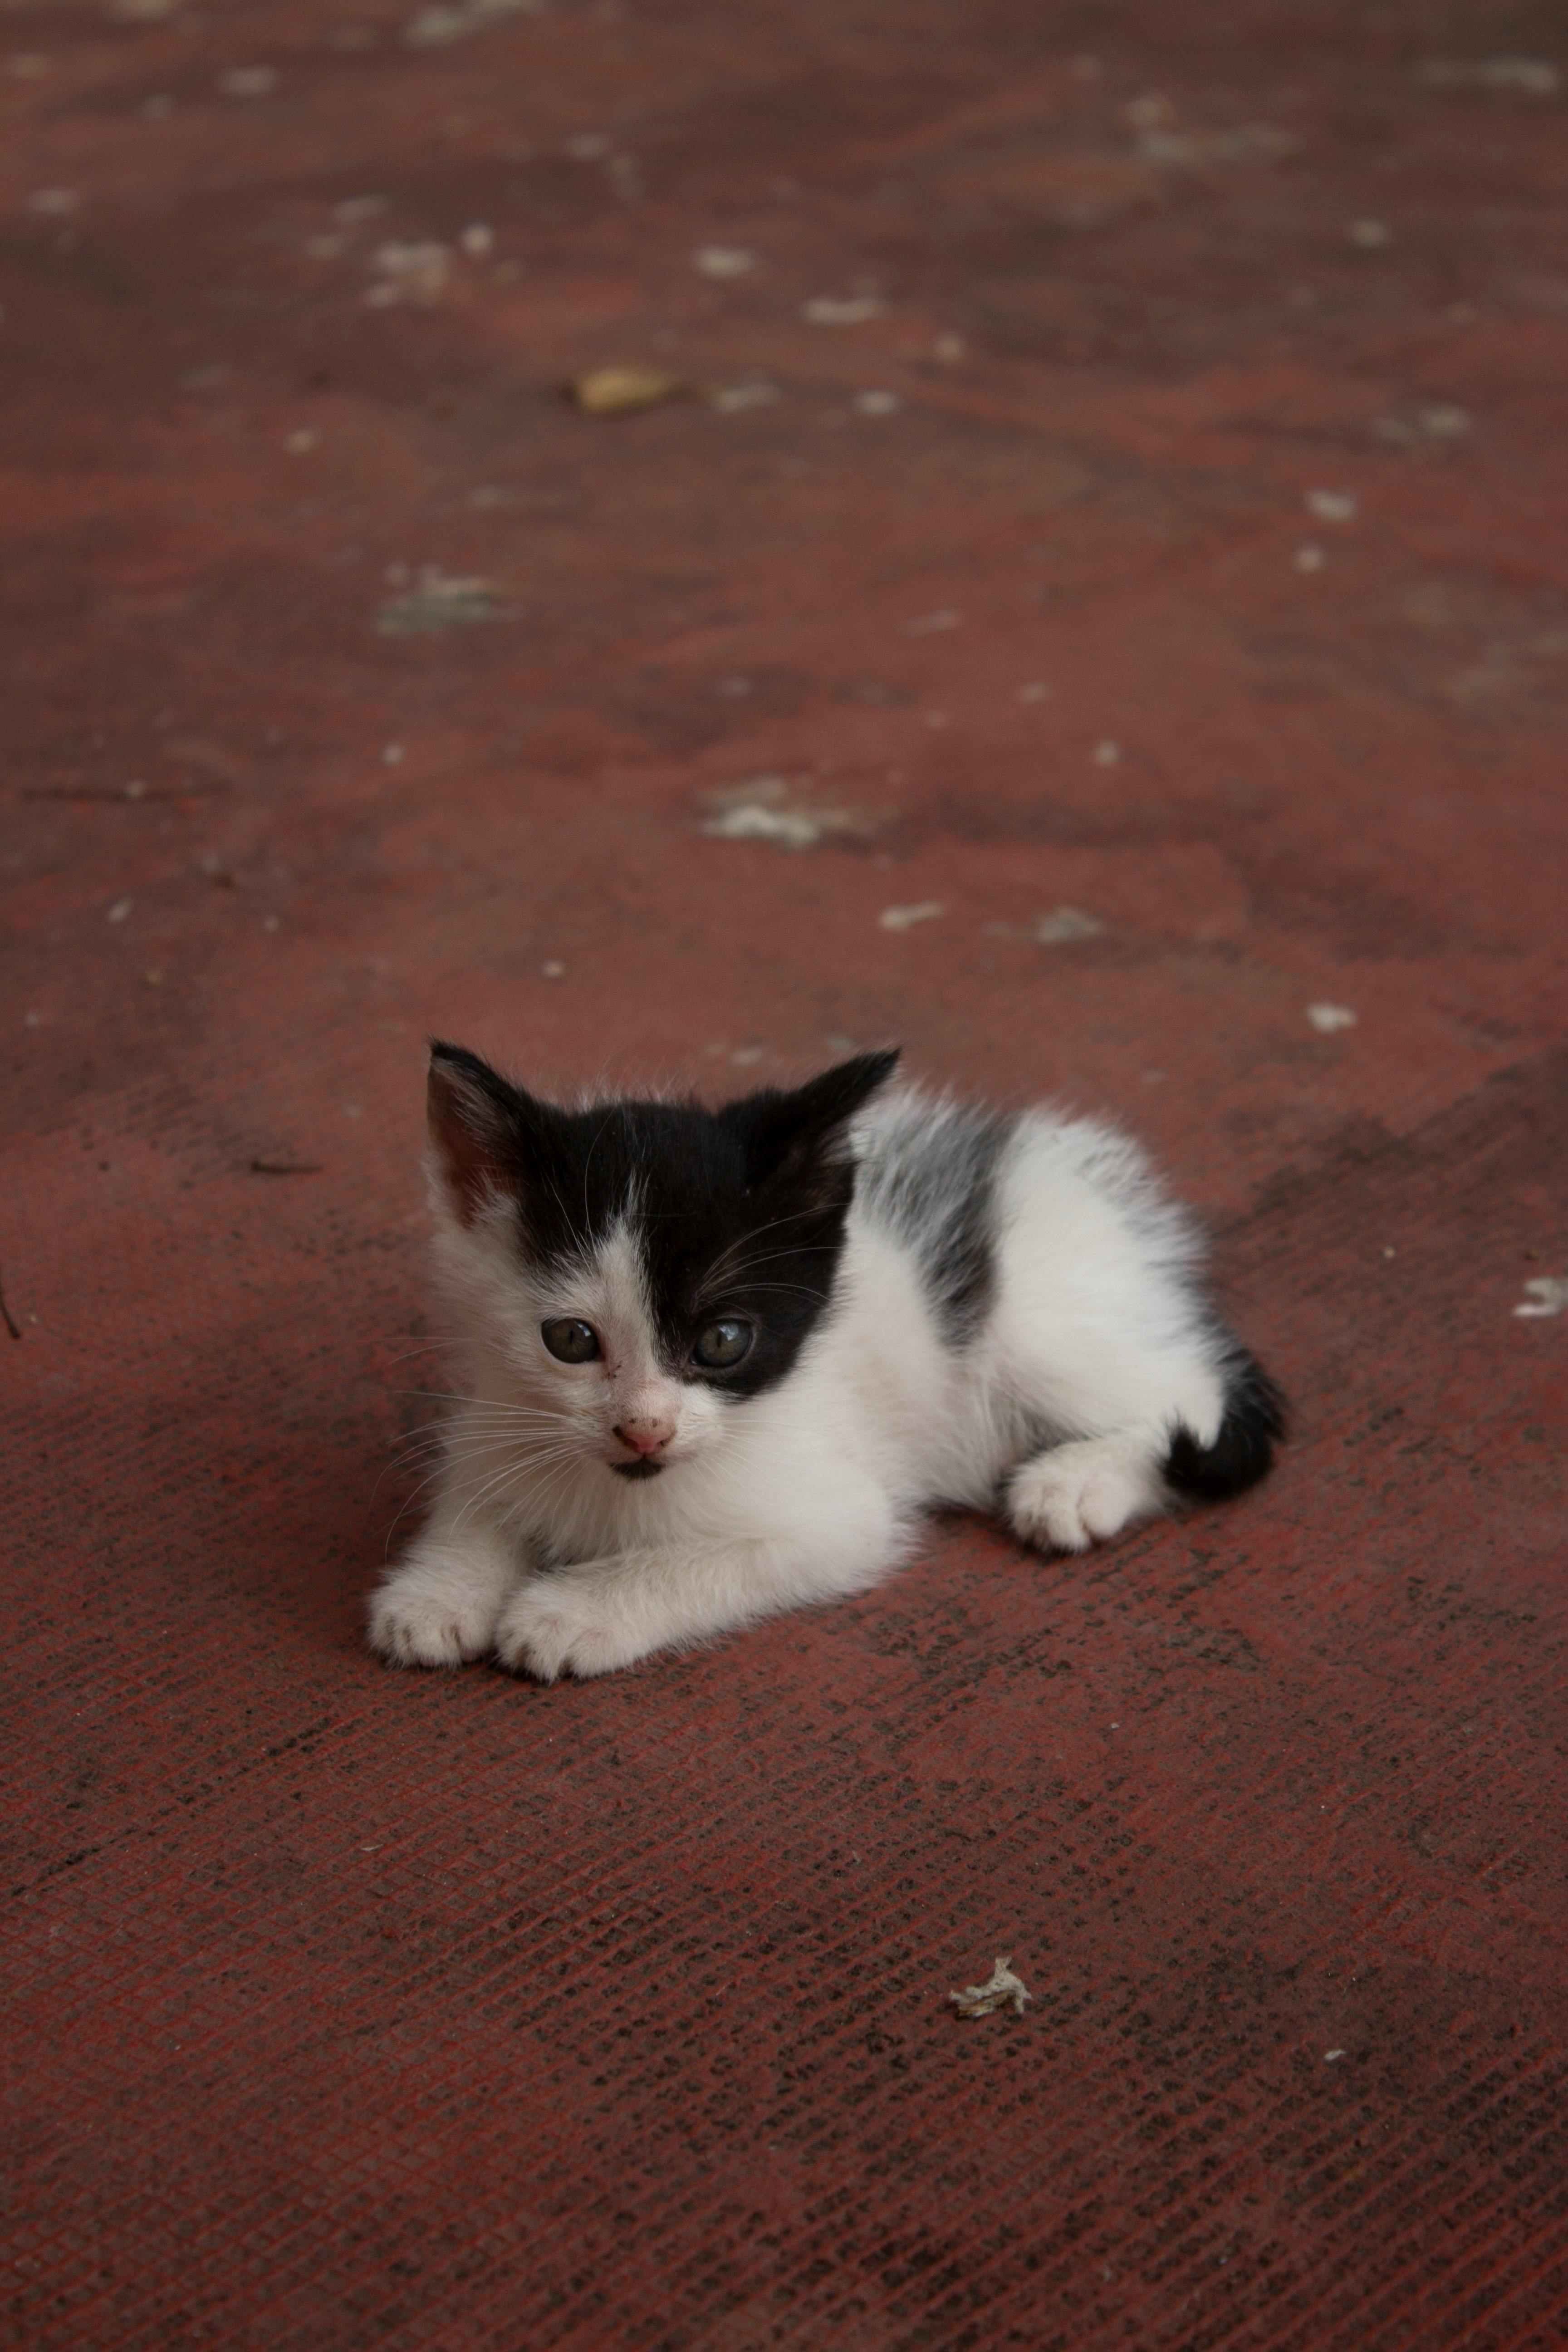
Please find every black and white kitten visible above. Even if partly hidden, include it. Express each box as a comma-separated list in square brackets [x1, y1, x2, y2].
[368, 1044, 1284, 1681]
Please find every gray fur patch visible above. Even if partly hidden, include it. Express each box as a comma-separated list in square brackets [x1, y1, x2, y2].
[854, 1096, 1013, 1344]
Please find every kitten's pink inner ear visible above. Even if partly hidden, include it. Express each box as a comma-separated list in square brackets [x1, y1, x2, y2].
[427, 1060, 518, 1227]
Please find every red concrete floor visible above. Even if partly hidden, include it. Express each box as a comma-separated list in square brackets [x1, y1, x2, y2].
[3, 0, 1566, 2344]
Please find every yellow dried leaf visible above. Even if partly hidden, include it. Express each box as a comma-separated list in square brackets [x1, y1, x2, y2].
[570, 366, 686, 416]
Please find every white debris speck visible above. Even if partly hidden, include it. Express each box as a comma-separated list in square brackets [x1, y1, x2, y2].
[902, 607, 960, 636]
[403, 0, 543, 48]
[1019, 681, 1052, 702]
[563, 131, 611, 160]
[1308, 489, 1358, 523]
[107, 898, 132, 924]
[701, 776, 866, 850]
[1514, 1276, 1568, 1320]
[1295, 543, 1327, 573]
[1034, 905, 1103, 945]
[541, 960, 565, 979]
[27, 188, 79, 217]
[337, 195, 392, 225]
[459, 221, 495, 257]
[1125, 92, 1175, 129]
[1136, 122, 1298, 167]
[382, 743, 405, 765]
[710, 804, 808, 851]
[706, 805, 824, 848]
[730, 1044, 765, 1067]
[1348, 217, 1393, 250]
[263, 915, 281, 934]
[853, 389, 903, 416]
[375, 568, 506, 633]
[1419, 402, 1471, 438]
[932, 333, 965, 363]
[1416, 56, 1561, 98]
[1307, 1002, 1357, 1034]
[692, 243, 757, 280]
[366, 241, 452, 307]
[1093, 738, 1121, 765]
[802, 294, 887, 325]
[710, 380, 781, 414]
[1324, 2048, 1347, 2062]
[284, 428, 318, 455]
[218, 66, 279, 98]
[1377, 404, 1473, 446]
[879, 901, 945, 932]
[948, 1956, 1032, 2019]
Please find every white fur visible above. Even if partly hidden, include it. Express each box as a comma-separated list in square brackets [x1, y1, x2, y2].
[368, 1091, 1233, 1679]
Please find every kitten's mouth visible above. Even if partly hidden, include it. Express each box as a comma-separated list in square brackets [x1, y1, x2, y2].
[610, 1458, 665, 1481]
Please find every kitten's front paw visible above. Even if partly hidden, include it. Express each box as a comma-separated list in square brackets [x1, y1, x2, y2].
[1009, 1440, 1161, 1555]
[368, 1546, 510, 1669]
[494, 1579, 647, 1683]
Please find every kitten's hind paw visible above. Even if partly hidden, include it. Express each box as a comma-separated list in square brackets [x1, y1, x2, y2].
[494, 1579, 647, 1682]
[1008, 1437, 1162, 1555]
[367, 1544, 512, 1669]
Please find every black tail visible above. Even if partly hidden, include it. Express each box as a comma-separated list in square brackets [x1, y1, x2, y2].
[1164, 1349, 1287, 1504]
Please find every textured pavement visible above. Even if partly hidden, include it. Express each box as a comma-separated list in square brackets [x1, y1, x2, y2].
[4, 3, 1567, 2346]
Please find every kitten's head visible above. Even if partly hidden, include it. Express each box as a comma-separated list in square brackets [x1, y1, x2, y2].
[424, 1043, 900, 1479]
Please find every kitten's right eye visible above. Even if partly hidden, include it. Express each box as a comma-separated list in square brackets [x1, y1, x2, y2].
[692, 1318, 754, 1370]
[541, 1318, 601, 1364]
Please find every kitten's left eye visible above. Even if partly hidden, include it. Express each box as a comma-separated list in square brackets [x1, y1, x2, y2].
[692, 1318, 754, 1370]
[541, 1317, 601, 1364]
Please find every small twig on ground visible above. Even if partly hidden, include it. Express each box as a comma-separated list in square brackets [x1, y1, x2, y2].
[948, 1955, 1032, 2018]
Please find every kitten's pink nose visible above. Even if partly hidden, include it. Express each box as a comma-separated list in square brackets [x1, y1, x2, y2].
[613, 1418, 673, 1457]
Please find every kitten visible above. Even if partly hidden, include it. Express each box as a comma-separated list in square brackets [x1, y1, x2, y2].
[368, 1044, 1284, 1681]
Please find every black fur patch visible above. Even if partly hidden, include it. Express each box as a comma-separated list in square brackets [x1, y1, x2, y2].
[1165, 1348, 1287, 1503]
[855, 1097, 1013, 1343]
[427, 1042, 901, 1401]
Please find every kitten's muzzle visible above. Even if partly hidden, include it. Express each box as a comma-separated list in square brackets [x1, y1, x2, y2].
[609, 1416, 671, 1477]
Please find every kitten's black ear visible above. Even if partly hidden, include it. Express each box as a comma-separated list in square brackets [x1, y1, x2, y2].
[723, 1049, 901, 1185]
[426, 1041, 531, 1226]
[776, 1049, 902, 1139]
